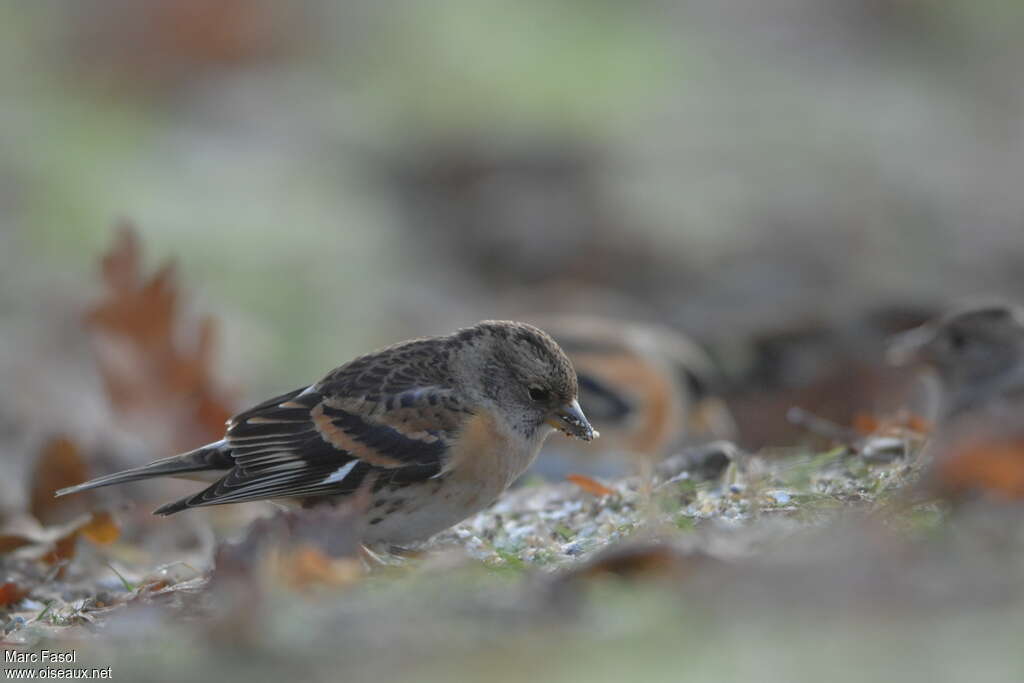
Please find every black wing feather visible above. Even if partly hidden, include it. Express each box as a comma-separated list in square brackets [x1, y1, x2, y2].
[155, 378, 462, 514]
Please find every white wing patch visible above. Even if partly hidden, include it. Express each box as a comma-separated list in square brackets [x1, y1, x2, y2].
[323, 460, 357, 485]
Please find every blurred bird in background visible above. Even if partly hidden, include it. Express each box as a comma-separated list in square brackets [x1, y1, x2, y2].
[889, 303, 1024, 502]
[526, 315, 737, 480]
[724, 305, 935, 450]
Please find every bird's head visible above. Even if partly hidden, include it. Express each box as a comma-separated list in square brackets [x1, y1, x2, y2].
[451, 320, 597, 442]
[888, 303, 1024, 401]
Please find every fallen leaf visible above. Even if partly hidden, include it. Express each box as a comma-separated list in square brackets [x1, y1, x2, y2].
[211, 508, 362, 591]
[566, 473, 615, 497]
[0, 582, 27, 607]
[573, 545, 685, 580]
[551, 543, 715, 604]
[41, 532, 79, 567]
[29, 436, 90, 526]
[100, 220, 141, 293]
[0, 535, 35, 554]
[275, 544, 364, 590]
[0, 514, 101, 570]
[0, 515, 51, 556]
[80, 510, 121, 545]
[86, 222, 234, 451]
[136, 578, 172, 594]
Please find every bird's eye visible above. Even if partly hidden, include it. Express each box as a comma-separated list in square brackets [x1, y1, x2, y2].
[528, 386, 551, 402]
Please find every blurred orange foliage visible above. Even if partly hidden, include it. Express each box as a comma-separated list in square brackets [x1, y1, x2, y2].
[86, 222, 234, 451]
[935, 438, 1024, 501]
[150, 0, 290, 65]
[69, 0, 307, 94]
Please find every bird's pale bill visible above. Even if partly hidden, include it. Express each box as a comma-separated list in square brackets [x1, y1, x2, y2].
[546, 399, 598, 441]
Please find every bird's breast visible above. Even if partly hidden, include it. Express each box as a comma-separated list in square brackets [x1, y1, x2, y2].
[449, 411, 543, 489]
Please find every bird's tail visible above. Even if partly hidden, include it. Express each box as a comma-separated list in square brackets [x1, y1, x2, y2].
[55, 441, 233, 498]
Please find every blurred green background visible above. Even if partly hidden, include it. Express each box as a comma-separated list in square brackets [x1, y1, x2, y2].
[3, 0, 1024, 401]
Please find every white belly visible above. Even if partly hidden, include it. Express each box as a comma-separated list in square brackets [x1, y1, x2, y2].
[363, 424, 552, 545]
[360, 475, 505, 544]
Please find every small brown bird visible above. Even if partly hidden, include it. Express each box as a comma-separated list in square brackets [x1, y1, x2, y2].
[889, 303, 1024, 500]
[889, 303, 1024, 421]
[58, 321, 596, 544]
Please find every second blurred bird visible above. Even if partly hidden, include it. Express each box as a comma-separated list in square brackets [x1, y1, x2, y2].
[526, 315, 737, 480]
[889, 303, 1024, 503]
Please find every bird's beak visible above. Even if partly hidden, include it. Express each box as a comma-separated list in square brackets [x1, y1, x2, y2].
[547, 399, 598, 441]
[886, 325, 937, 367]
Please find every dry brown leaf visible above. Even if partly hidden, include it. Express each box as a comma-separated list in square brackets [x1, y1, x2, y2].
[79, 510, 121, 545]
[0, 513, 109, 571]
[0, 535, 35, 554]
[275, 544, 364, 590]
[211, 508, 362, 592]
[41, 533, 79, 568]
[0, 515, 47, 556]
[574, 545, 683, 580]
[86, 222, 234, 451]
[29, 436, 90, 526]
[0, 582, 27, 607]
[100, 221, 141, 291]
[566, 473, 616, 497]
[555, 544, 713, 590]
[136, 578, 172, 594]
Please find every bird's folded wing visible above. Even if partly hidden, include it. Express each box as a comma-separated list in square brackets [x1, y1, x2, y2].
[174, 383, 470, 508]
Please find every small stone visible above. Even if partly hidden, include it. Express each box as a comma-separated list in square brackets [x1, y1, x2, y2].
[563, 541, 586, 556]
[860, 437, 906, 463]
